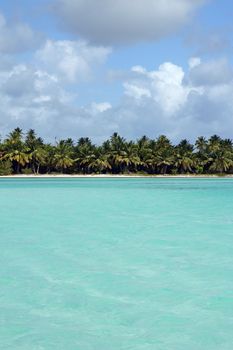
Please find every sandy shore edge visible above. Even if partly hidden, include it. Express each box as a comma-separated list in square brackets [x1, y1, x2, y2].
[1, 174, 233, 178]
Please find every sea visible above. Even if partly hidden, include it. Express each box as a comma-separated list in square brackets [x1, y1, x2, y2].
[0, 178, 233, 349]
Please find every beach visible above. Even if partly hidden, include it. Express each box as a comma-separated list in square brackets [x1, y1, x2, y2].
[1, 174, 233, 178]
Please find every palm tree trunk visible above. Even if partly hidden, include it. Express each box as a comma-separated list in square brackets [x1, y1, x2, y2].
[16, 162, 20, 174]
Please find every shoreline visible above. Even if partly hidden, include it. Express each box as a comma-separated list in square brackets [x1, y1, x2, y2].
[1, 174, 233, 178]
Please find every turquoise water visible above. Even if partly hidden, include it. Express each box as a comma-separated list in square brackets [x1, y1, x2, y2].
[0, 178, 233, 350]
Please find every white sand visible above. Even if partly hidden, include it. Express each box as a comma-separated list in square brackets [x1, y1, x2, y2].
[0, 174, 232, 178]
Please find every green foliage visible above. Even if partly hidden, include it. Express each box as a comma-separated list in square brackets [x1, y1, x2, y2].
[54, 140, 74, 173]
[0, 160, 13, 175]
[21, 168, 34, 175]
[0, 128, 233, 175]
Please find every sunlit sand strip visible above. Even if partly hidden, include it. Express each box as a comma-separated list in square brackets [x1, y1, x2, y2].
[1, 174, 233, 178]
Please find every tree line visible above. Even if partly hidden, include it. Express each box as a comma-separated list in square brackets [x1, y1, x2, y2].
[0, 128, 233, 175]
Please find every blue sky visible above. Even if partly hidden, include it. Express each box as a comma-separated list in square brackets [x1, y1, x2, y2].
[0, 0, 232, 142]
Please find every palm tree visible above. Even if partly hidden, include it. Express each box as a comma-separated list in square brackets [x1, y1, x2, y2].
[153, 136, 174, 174]
[107, 133, 133, 173]
[30, 148, 47, 174]
[209, 150, 233, 173]
[1, 128, 233, 176]
[195, 136, 208, 153]
[54, 140, 74, 173]
[137, 136, 153, 172]
[43, 144, 56, 174]
[154, 148, 174, 174]
[25, 129, 45, 174]
[195, 136, 209, 173]
[208, 135, 222, 154]
[174, 139, 195, 174]
[208, 137, 233, 173]
[81, 150, 111, 174]
[1, 128, 30, 173]
[75, 138, 96, 173]
[112, 142, 141, 173]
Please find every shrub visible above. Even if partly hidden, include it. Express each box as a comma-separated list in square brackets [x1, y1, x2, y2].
[21, 168, 33, 175]
[0, 160, 13, 175]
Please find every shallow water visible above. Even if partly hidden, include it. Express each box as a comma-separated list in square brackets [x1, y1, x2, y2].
[0, 178, 233, 349]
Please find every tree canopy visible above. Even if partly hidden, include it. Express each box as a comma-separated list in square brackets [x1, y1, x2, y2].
[0, 128, 233, 175]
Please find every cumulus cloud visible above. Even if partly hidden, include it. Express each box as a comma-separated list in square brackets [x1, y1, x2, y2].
[89, 102, 112, 115]
[188, 58, 233, 86]
[0, 12, 43, 53]
[0, 62, 68, 133]
[125, 62, 195, 115]
[53, 0, 206, 45]
[124, 82, 152, 100]
[112, 58, 233, 140]
[0, 60, 114, 140]
[35, 40, 111, 83]
[0, 38, 112, 140]
[1, 65, 40, 98]
[1, 41, 233, 143]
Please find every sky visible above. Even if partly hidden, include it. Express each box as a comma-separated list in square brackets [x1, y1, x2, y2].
[0, 0, 232, 143]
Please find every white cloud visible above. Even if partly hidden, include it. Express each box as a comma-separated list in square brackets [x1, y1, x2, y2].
[35, 40, 111, 83]
[188, 58, 233, 86]
[113, 58, 233, 140]
[0, 38, 113, 140]
[1, 49, 233, 143]
[54, 0, 206, 45]
[188, 57, 201, 69]
[131, 66, 148, 75]
[0, 37, 111, 138]
[126, 62, 197, 115]
[89, 102, 112, 114]
[124, 82, 152, 100]
[0, 12, 43, 53]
